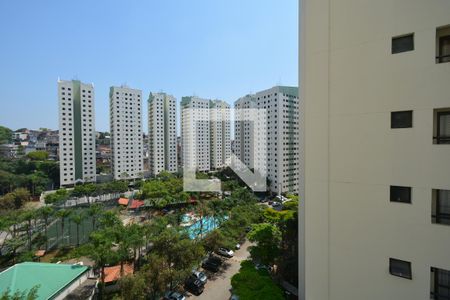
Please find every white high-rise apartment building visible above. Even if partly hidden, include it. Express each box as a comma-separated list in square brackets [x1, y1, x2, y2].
[210, 100, 231, 169]
[181, 97, 211, 172]
[109, 86, 143, 180]
[301, 0, 450, 299]
[234, 95, 256, 170]
[148, 92, 177, 176]
[234, 86, 299, 194]
[58, 79, 96, 186]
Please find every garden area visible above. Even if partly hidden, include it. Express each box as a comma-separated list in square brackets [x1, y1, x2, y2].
[0, 165, 298, 300]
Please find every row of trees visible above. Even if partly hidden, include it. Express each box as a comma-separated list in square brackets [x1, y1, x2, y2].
[0, 203, 106, 263]
[44, 181, 130, 204]
[0, 152, 59, 198]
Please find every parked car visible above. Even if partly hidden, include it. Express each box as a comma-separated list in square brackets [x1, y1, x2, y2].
[216, 247, 234, 258]
[202, 256, 222, 272]
[164, 291, 186, 300]
[185, 277, 205, 295]
[254, 263, 273, 272]
[190, 270, 207, 285]
[235, 243, 241, 250]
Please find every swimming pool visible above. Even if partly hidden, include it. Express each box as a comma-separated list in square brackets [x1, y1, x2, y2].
[186, 216, 228, 239]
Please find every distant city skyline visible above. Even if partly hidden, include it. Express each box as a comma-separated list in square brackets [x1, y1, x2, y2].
[0, 1, 298, 132]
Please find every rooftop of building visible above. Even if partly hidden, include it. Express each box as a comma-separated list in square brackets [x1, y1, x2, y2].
[0, 262, 89, 300]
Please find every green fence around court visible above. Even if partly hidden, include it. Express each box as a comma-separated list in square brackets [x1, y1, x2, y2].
[46, 212, 96, 249]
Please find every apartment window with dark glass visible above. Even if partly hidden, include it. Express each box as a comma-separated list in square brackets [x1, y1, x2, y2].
[434, 109, 450, 144]
[390, 186, 411, 203]
[389, 258, 412, 279]
[436, 25, 450, 64]
[392, 34, 414, 54]
[431, 267, 450, 300]
[432, 189, 450, 225]
[391, 111, 413, 128]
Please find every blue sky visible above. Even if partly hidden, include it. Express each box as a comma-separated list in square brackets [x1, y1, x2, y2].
[0, 0, 298, 132]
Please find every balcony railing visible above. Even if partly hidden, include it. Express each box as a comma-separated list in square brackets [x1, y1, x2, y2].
[432, 213, 450, 225]
[433, 136, 450, 144]
[436, 54, 450, 63]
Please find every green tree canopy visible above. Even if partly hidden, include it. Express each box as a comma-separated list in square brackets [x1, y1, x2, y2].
[247, 223, 281, 266]
[231, 260, 284, 300]
[0, 126, 12, 144]
[26, 151, 49, 161]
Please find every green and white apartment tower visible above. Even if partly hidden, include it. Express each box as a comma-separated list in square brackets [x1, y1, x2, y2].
[234, 86, 300, 194]
[110, 86, 144, 180]
[148, 92, 177, 176]
[58, 79, 96, 186]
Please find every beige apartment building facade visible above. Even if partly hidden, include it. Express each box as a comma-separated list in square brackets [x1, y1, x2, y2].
[301, 0, 450, 299]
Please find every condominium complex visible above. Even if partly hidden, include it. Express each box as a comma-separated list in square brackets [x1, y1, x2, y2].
[57, 79, 96, 186]
[234, 95, 256, 170]
[301, 0, 450, 299]
[181, 97, 231, 172]
[209, 100, 231, 169]
[109, 86, 143, 180]
[234, 86, 300, 194]
[181, 97, 211, 172]
[148, 92, 177, 176]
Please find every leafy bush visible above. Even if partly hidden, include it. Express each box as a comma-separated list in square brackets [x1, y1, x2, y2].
[231, 260, 284, 300]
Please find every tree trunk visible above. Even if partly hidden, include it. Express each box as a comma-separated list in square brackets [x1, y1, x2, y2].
[44, 218, 48, 251]
[76, 225, 80, 246]
[28, 220, 32, 251]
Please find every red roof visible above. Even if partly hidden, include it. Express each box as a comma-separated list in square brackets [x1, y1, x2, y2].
[129, 199, 144, 209]
[103, 264, 133, 283]
[118, 198, 129, 206]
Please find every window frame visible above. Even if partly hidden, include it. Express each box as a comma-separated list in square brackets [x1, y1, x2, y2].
[435, 111, 450, 144]
[390, 186, 412, 204]
[431, 267, 450, 300]
[389, 258, 412, 280]
[391, 111, 413, 129]
[392, 33, 415, 54]
[437, 34, 450, 64]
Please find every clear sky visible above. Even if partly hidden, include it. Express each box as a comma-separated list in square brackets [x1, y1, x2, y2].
[0, 0, 298, 132]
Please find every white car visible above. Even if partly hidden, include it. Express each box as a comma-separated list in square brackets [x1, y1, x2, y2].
[235, 243, 241, 250]
[191, 270, 208, 285]
[216, 247, 234, 258]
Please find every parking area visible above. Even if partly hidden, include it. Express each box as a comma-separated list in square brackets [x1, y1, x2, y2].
[186, 240, 252, 300]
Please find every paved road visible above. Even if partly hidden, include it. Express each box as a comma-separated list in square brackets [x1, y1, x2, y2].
[188, 240, 252, 300]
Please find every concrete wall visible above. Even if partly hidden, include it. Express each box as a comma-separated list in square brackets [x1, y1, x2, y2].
[301, 0, 450, 299]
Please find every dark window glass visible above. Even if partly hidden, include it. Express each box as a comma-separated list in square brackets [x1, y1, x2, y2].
[392, 34, 414, 54]
[435, 112, 450, 144]
[390, 186, 412, 203]
[431, 267, 450, 300]
[391, 111, 413, 128]
[390, 258, 412, 279]
[438, 35, 450, 63]
[433, 190, 450, 225]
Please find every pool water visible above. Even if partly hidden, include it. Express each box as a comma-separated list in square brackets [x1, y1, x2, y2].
[186, 216, 228, 239]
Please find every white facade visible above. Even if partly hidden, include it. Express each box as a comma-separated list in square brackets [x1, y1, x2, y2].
[58, 79, 96, 186]
[210, 100, 231, 169]
[109, 86, 143, 180]
[301, 1, 450, 299]
[181, 97, 211, 172]
[234, 86, 299, 194]
[148, 92, 177, 176]
[234, 95, 256, 169]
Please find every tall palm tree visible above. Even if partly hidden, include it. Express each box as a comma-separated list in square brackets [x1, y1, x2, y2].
[70, 211, 84, 246]
[39, 206, 54, 250]
[56, 209, 71, 246]
[87, 203, 103, 230]
[89, 231, 114, 299]
[21, 210, 36, 251]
